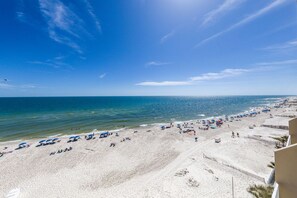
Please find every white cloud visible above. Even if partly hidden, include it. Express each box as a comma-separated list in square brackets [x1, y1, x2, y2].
[16, 0, 26, 22]
[202, 0, 245, 27]
[99, 73, 106, 79]
[136, 81, 191, 86]
[190, 68, 249, 81]
[136, 68, 250, 86]
[39, 0, 82, 53]
[145, 61, 171, 66]
[0, 83, 36, 90]
[136, 59, 296, 87]
[161, 30, 175, 43]
[255, 59, 297, 66]
[20, 84, 36, 89]
[0, 83, 14, 89]
[83, 0, 101, 32]
[28, 58, 72, 69]
[36, 0, 101, 53]
[196, 0, 287, 47]
[261, 39, 297, 51]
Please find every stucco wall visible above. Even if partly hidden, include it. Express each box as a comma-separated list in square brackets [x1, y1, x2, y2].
[275, 144, 297, 198]
[289, 118, 297, 144]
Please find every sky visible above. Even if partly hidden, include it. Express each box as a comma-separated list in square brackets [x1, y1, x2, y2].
[0, 0, 297, 96]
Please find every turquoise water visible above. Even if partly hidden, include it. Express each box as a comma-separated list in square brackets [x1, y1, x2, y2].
[0, 96, 286, 141]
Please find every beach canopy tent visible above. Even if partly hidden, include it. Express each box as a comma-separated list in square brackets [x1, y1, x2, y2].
[68, 135, 81, 142]
[36, 140, 46, 147]
[39, 140, 46, 144]
[47, 138, 59, 144]
[46, 139, 53, 144]
[99, 132, 109, 138]
[85, 133, 95, 140]
[19, 142, 27, 146]
[17, 142, 29, 149]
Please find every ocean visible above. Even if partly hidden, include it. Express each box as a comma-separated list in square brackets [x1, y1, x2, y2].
[0, 96, 286, 141]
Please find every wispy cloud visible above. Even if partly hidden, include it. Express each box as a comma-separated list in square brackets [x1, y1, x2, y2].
[28, 56, 72, 69]
[261, 39, 297, 51]
[190, 68, 249, 81]
[0, 82, 36, 90]
[145, 61, 171, 66]
[196, 0, 287, 47]
[260, 21, 297, 37]
[99, 73, 106, 79]
[255, 59, 297, 66]
[136, 81, 191, 86]
[16, 0, 26, 22]
[83, 0, 101, 32]
[137, 68, 251, 86]
[161, 30, 175, 43]
[136, 59, 295, 87]
[17, 0, 101, 54]
[201, 0, 245, 27]
[0, 83, 14, 89]
[39, 0, 85, 53]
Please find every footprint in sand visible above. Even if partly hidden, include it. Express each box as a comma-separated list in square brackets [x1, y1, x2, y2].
[174, 168, 189, 177]
[186, 177, 200, 187]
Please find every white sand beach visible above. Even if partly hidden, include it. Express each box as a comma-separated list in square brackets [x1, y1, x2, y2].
[1, 98, 296, 198]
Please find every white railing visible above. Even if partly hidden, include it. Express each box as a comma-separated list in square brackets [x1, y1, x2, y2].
[286, 135, 291, 147]
[272, 183, 279, 198]
[271, 135, 291, 198]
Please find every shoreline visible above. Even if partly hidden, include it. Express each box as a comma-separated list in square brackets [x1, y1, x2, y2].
[0, 96, 290, 145]
[1, 97, 296, 197]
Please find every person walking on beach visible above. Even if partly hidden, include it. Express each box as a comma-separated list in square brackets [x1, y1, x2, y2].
[195, 137, 198, 142]
[232, 131, 235, 138]
[237, 132, 239, 137]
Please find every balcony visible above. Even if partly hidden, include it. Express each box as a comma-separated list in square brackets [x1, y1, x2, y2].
[272, 118, 297, 198]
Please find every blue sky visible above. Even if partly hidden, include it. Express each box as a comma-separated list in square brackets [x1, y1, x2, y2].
[0, 0, 296, 96]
